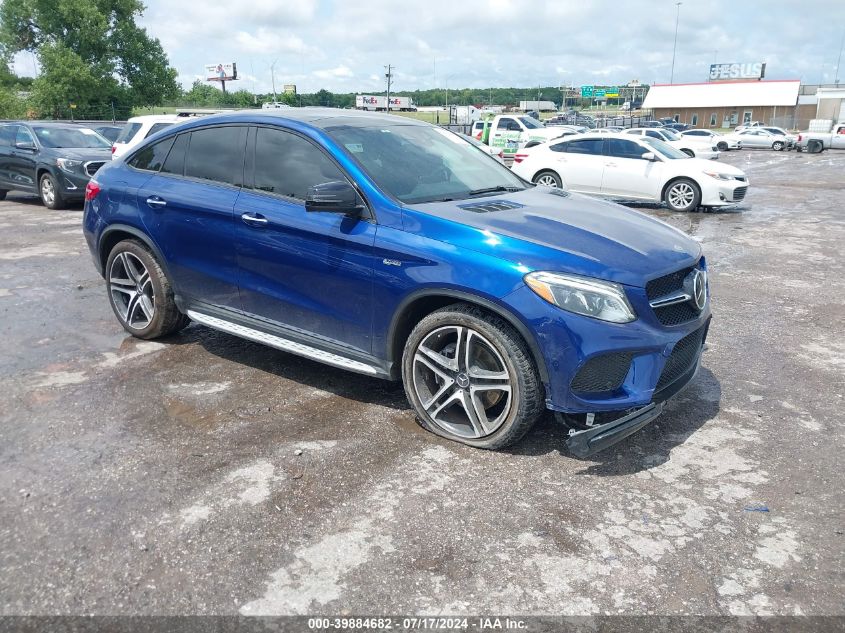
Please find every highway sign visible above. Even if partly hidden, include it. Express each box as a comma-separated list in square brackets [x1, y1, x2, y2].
[580, 85, 594, 98]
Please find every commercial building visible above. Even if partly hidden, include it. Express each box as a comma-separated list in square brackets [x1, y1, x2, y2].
[642, 79, 810, 129]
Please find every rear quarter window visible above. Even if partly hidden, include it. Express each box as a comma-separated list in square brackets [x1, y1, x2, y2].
[116, 122, 142, 144]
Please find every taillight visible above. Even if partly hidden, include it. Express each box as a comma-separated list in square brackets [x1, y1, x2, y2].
[111, 145, 116, 154]
[85, 180, 101, 202]
[797, 134, 802, 142]
[514, 153, 528, 163]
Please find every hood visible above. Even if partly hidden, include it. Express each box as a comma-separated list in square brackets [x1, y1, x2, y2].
[404, 187, 701, 288]
[48, 148, 113, 161]
[682, 157, 744, 176]
[531, 128, 569, 140]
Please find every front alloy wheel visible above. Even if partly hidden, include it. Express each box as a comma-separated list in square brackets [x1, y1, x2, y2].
[664, 178, 701, 212]
[772, 141, 785, 151]
[402, 304, 543, 449]
[412, 325, 513, 439]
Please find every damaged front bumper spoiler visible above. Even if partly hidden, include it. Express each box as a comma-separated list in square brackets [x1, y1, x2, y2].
[565, 402, 665, 458]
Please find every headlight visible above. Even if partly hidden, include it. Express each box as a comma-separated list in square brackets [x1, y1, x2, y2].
[56, 158, 82, 173]
[703, 171, 735, 180]
[524, 271, 636, 323]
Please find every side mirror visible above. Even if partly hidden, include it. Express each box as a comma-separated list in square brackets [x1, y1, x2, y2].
[15, 141, 36, 151]
[641, 152, 657, 161]
[305, 181, 364, 215]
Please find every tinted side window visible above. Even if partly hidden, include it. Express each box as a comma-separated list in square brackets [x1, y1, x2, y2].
[0, 125, 18, 147]
[564, 139, 603, 155]
[646, 130, 662, 139]
[496, 117, 517, 131]
[145, 122, 173, 138]
[605, 138, 647, 159]
[116, 122, 142, 144]
[184, 127, 247, 186]
[16, 127, 35, 145]
[160, 133, 188, 176]
[549, 141, 568, 153]
[128, 137, 175, 172]
[253, 128, 346, 200]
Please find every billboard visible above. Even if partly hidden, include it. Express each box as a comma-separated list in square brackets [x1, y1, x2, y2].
[283, 84, 296, 94]
[206, 63, 237, 82]
[709, 62, 765, 81]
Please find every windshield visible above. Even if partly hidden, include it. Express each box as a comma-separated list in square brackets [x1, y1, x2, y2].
[33, 126, 111, 149]
[116, 122, 142, 143]
[519, 117, 545, 129]
[328, 124, 526, 204]
[641, 136, 690, 160]
[661, 128, 682, 140]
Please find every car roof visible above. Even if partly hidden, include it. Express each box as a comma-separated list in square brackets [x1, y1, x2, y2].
[8, 121, 93, 130]
[163, 107, 432, 131]
[127, 114, 183, 123]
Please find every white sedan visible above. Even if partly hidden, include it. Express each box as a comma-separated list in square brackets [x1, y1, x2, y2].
[681, 129, 742, 151]
[732, 128, 790, 151]
[511, 133, 749, 212]
[624, 127, 719, 159]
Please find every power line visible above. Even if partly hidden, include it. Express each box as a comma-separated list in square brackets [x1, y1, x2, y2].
[670, 2, 682, 84]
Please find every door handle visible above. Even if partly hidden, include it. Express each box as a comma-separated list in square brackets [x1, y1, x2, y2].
[146, 196, 166, 208]
[605, 162, 617, 167]
[241, 212, 268, 226]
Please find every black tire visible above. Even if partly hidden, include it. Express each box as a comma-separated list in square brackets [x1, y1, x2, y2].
[532, 170, 563, 188]
[663, 178, 702, 212]
[772, 140, 785, 151]
[807, 140, 824, 154]
[680, 148, 695, 158]
[39, 172, 65, 210]
[0, 190, 7, 201]
[105, 239, 189, 340]
[717, 141, 728, 151]
[402, 303, 544, 450]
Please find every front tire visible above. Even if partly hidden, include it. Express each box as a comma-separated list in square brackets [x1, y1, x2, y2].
[105, 240, 189, 339]
[772, 141, 785, 151]
[717, 141, 728, 151]
[533, 170, 563, 188]
[402, 304, 544, 450]
[664, 178, 701, 212]
[39, 173, 65, 210]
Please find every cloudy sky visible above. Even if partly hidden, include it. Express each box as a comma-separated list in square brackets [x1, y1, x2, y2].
[14, 0, 845, 94]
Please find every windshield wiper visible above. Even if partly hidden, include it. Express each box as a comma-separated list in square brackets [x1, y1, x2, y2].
[467, 185, 523, 197]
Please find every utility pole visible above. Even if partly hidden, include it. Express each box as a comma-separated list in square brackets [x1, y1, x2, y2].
[835, 29, 844, 86]
[385, 64, 394, 113]
[670, 2, 682, 84]
[270, 60, 278, 102]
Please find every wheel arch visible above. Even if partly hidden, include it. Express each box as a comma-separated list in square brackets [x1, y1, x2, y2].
[386, 289, 549, 384]
[661, 175, 702, 202]
[532, 168, 564, 187]
[98, 224, 173, 284]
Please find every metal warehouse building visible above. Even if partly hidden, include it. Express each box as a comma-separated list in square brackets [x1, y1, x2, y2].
[642, 79, 811, 130]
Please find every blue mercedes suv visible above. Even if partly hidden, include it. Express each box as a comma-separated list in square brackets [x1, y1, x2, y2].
[82, 109, 711, 456]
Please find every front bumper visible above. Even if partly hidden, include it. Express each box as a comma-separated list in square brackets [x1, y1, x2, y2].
[566, 402, 665, 457]
[701, 178, 749, 206]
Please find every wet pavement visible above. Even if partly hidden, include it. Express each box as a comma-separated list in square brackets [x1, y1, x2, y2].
[0, 150, 843, 616]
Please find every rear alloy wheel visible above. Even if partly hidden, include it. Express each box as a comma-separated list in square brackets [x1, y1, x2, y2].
[402, 304, 543, 450]
[533, 170, 562, 188]
[664, 178, 701, 212]
[772, 141, 785, 151]
[39, 173, 65, 210]
[106, 240, 189, 339]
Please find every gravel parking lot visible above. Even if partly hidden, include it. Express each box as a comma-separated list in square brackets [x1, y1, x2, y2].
[0, 150, 842, 617]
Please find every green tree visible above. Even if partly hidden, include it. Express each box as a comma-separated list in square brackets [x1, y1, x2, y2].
[0, 0, 179, 115]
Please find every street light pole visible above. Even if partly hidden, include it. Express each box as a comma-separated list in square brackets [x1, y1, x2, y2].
[670, 2, 682, 84]
[835, 29, 844, 86]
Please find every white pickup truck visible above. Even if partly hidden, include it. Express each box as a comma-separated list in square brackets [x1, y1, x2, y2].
[472, 115, 570, 157]
[796, 121, 845, 152]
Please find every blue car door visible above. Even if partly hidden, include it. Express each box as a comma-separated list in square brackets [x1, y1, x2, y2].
[137, 126, 247, 309]
[234, 126, 376, 354]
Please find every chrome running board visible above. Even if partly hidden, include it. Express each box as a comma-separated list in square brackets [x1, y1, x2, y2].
[186, 310, 379, 376]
